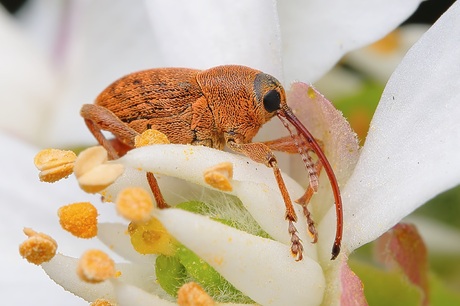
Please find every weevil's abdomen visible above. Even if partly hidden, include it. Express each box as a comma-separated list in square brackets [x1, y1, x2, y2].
[95, 68, 222, 148]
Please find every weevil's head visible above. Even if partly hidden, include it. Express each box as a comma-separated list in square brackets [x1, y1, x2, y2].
[253, 72, 288, 122]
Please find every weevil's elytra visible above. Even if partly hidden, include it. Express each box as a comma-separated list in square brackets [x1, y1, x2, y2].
[81, 64, 343, 261]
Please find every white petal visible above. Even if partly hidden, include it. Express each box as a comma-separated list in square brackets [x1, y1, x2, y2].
[155, 209, 325, 306]
[278, 0, 423, 83]
[42, 254, 160, 303]
[144, 0, 283, 79]
[319, 1, 460, 256]
[110, 145, 315, 257]
[111, 279, 175, 306]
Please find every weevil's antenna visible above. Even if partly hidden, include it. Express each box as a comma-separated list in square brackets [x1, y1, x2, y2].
[277, 106, 342, 260]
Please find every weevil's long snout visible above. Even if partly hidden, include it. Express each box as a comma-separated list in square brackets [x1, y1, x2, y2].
[277, 106, 342, 260]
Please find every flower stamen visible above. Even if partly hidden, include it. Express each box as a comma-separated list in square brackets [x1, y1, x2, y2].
[58, 202, 98, 238]
[34, 149, 76, 183]
[203, 162, 233, 191]
[116, 187, 154, 222]
[177, 282, 215, 306]
[73, 146, 124, 193]
[134, 129, 170, 147]
[77, 249, 116, 283]
[19, 228, 57, 265]
[90, 299, 115, 306]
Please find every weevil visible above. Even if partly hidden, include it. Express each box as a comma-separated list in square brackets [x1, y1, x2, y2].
[81, 65, 342, 260]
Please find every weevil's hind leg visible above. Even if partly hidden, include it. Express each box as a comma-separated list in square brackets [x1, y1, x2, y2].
[80, 104, 169, 209]
[227, 141, 303, 261]
[295, 161, 323, 243]
[146, 172, 169, 209]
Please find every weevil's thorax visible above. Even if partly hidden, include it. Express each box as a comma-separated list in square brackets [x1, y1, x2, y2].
[196, 65, 286, 144]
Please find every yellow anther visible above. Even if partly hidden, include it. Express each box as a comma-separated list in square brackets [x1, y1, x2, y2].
[90, 299, 115, 306]
[203, 162, 233, 191]
[58, 202, 98, 238]
[116, 187, 153, 222]
[128, 218, 176, 256]
[74, 146, 124, 193]
[34, 149, 77, 183]
[19, 228, 57, 265]
[177, 282, 215, 306]
[134, 129, 170, 148]
[77, 249, 116, 283]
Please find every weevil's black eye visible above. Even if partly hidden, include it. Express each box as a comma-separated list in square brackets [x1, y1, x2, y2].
[263, 90, 281, 113]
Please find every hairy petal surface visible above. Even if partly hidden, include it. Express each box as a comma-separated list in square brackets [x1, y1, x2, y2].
[155, 209, 325, 306]
[109, 145, 315, 257]
[278, 0, 423, 83]
[319, 1, 460, 256]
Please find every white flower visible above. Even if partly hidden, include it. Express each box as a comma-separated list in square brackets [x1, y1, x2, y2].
[4, 0, 450, 305]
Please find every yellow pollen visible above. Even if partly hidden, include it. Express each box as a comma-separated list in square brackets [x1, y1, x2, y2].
[203, 162, 233, 191]
[134, 129, 170, 147]
[90, 299, 115, 306]
[77, 249, 116, 283]
[74, 146, 124, 193]
[34, 149, 77, 183]
[19, 228, 57, 265]
[58, 202, 98, 238]
[177, 282, 215, 306]
[116, 187, 154, 222]
[128, 218, 176, 256]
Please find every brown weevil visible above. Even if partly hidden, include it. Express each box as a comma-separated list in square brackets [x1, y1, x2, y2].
[81, 65, 343, 261]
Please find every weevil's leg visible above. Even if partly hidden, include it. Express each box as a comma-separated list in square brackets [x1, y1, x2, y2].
[146, 172, 169, 209]
[295, 160, 323, 242]
[263, 135, 324, 242]
[81, 104, 138, 158]
[227, 141, 303, 261]
[80, 104, 169, 209]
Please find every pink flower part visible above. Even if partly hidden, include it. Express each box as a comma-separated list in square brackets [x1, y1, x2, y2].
[340, 260, 369, 306]
[375, 223, 429, 306]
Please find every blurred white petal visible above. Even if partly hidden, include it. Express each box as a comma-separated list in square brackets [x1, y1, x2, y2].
[144, 0, 283, 80]
[155, 209, 325, 306]
[43, 0, 164, 146]
[0, 7, 57, 144]
[404, 216, 460, 255]
[278, 0, 423, 83]
[345, 24, 430, 83]
[318, 1, 460, 256]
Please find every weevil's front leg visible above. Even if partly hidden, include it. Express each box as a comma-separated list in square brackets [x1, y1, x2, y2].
[227, 141, 304, 261]
[80, 104, 169, 209]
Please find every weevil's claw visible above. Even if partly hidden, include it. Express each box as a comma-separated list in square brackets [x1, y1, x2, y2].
[288, 220, 304, 261]
[331, 243, 341, 260]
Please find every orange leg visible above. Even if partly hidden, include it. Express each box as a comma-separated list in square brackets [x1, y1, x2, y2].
[80, 104, 169, 208]
[228, 140, 303, 261]
[263, 135, 325, 243]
